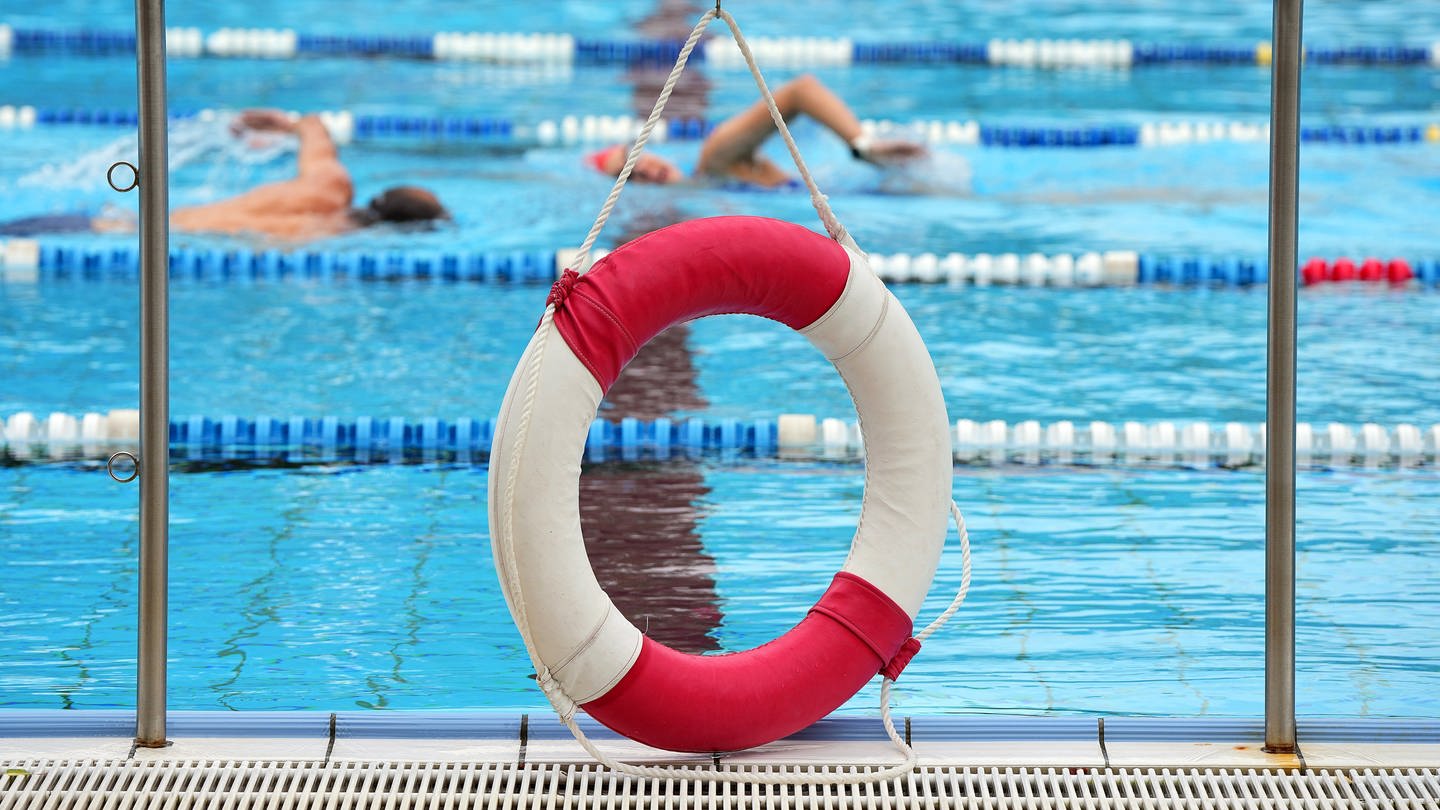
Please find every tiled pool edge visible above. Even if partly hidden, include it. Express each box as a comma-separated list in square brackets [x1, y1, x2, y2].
[2, 712, 1437, 768]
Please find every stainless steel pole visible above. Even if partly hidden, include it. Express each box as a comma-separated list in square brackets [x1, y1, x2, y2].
[1264, 0, 1303, 754]
[134, 0, 170, 749]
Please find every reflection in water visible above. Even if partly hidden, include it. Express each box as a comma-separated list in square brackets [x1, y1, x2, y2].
[579, 463, 721, 653]
[576, 0, 726, 655]
[628, 1, 712, 122]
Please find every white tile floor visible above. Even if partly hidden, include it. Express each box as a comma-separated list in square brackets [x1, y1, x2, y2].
[0, 737, 133, 760]
[915, 740, 1107, 767]
[1103, 741, 1305, 769]
[721, 740, 908, 767]
[1300, 743, 1440, 768]
[330, 738, 521, 763]
[521, 737, 714, 766]
[129, 737, 330, 762]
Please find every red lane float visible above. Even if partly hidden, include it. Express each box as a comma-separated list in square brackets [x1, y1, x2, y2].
[489, 216, 952, 753]
[1304, 256, 1416, 286]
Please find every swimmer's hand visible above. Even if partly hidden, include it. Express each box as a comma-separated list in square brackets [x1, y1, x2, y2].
[850, 135, 928, 166]
[230, 109, 299, 136]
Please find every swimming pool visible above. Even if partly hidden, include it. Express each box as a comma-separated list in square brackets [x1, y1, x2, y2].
[2, 0, 1439, 721]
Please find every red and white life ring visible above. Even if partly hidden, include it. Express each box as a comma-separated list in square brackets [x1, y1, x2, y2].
[489, 216, 952, 753]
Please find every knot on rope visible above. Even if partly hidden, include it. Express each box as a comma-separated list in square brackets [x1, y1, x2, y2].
[535, 669, 578, 722]
[547, 268, 581, 310]
[881, 637, 921, 681]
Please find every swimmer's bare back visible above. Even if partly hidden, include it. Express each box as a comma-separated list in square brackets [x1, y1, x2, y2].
[169, 193, 358, 240]
[163, 111, 358, 240]
[89, 201, 354, 240]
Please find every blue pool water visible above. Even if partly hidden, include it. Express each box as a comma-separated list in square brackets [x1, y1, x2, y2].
[4, 458, 1439, 716]
[4, 281, 1440, 427]
[3, 0, 1440, 719]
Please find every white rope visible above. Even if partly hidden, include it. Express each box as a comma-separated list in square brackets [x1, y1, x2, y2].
[919, 501, 974, 644]
[571, 6, 858, 274]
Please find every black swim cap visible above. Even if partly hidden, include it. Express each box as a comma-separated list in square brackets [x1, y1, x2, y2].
[359, 186, 448, 225]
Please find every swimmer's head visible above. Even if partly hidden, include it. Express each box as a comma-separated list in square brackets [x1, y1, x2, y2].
[353, 185, 450, 227]
[585, 144, 684, 184]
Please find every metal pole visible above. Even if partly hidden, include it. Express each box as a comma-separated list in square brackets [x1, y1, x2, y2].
[1264, 0, 1303, 755]
[134, 0, 170, 749]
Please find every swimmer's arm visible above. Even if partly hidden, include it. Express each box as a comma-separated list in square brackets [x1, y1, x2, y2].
[697, 74, 924, 175]
[289, 115, 354, 206]
[226, 109, 352, 207]
[698, 74, 860, 175]
[233, 109, 344, 182]
[293, 115, 344, 180]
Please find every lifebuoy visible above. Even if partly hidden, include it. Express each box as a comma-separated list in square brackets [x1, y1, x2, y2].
[490, 216, 952, 753]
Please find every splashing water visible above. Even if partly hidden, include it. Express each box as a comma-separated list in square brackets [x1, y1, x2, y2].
[14, 112, 298, 208]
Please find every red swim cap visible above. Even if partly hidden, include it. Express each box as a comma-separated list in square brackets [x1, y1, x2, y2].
[585, 143, 626, 173]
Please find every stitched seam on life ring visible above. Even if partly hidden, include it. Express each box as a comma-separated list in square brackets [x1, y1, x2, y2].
[554, 317, 603, 385]
[809, 604, 887, 664]
[571, 287, 639, 358]
[550, 603, 612, 677]
[829, 287, 889, 364]
[579, 635, 643, 703]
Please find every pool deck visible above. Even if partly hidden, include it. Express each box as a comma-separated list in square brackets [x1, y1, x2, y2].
[4, 714, 1438, 809]
[3, 712, 1437, 769]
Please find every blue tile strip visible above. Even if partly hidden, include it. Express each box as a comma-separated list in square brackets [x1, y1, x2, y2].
[1297, 718, 1440, 744]
[0, 709, 136, 737]
[1103, 717, 1265, 742]
[777, 717, 902, 742]
[524, 715, 628, 741]
[166, 711, 332, 738]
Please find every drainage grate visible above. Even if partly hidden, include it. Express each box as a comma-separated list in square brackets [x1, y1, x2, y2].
[2, 761, 1438, 809]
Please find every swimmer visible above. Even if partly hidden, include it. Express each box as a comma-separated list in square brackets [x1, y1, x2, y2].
[0, 109, 449, 241]
[586, 74, 927, 189]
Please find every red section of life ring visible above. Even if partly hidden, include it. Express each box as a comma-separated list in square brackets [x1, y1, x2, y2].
[583, 573, 915, 753]
[550, 216, 850, 392]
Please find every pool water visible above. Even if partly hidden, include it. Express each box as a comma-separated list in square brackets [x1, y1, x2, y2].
[2, 0, 1439, 719]
[4, 456, 1439, 716]
[4, 282, 1439, 427]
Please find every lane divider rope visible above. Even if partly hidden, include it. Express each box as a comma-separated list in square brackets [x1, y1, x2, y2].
[2, 25, 1436, 68]
[5, 105, 1439, 150]
[5, 411, 1437, 470]
[5, 241, 1438, 290]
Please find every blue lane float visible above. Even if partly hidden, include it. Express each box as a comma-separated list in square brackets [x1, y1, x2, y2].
[4, 244, 561, 283]
[2, 24, 1436, 68]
